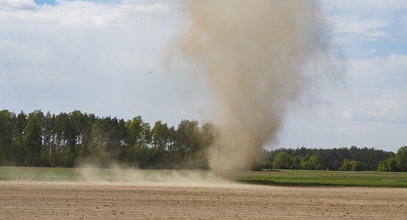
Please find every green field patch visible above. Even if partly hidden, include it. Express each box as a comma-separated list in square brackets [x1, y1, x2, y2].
[236, 170, 407, 188]
[0, 167, 81, 181]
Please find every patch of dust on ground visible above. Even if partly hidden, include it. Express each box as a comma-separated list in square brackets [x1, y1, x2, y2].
[78, 167, 237, 188]
[1, 181, 406, 219]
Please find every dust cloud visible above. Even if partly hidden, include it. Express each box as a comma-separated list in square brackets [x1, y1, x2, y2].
[78, 163, 233, 187]
[174, 0, 338, 174]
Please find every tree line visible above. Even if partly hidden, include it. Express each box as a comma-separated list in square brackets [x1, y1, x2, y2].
[257, 146, 407, 172]
[0, 110, 213, 169]
[377, 146, 407, 172]
[0, 110, 406, 172]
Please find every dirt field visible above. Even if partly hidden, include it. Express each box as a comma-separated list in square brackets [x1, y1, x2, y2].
[1, 181, 406, 219]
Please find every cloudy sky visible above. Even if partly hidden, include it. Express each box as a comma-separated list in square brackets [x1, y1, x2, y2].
[1, 0, 406, 152]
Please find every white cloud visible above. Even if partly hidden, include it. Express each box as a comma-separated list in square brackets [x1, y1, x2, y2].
[0, 0, 37, 10]
[368, 49, 377, 53]
[0, 1, 176, 83]
[347, 54, 407, 90]
[328, 15, 390, 40]
[342, 91, 407, 123]
[322, 0, 407, 42]
[0, 1, 173, 28]
[342, 107, 367, 120]
[341, 54, 407, 123]
[0, 0, 204, 124]
[322, 0, 407, 11]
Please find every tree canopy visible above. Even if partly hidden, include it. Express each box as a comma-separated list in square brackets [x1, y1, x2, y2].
[0, 110, 213, 169]
[0, 110, 405, 172]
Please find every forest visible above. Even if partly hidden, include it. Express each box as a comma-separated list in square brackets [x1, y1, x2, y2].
[258, 146, 407, 172]
[0, 110, 213, 169]
[0, 110, 406, 171]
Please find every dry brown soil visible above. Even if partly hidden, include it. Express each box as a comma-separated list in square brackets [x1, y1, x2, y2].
[0, 181, 406, 219]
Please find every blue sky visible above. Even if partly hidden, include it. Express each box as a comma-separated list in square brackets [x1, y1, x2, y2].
[0, 0, 406, 151]
[34, 0, 56, 5]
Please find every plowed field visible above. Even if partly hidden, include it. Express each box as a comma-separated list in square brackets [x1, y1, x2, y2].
[1, 181, 406, 219]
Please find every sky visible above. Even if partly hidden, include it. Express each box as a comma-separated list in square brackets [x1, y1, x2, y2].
[0, 0, 406, 152]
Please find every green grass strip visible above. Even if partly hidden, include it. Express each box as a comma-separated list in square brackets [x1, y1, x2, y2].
[236, 170, 407, 188]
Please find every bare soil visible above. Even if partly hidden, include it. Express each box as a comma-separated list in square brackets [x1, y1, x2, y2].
[1, 181, 406, 219]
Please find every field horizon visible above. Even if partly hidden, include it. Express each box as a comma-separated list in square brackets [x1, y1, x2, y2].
[1, 166, 407, 188]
